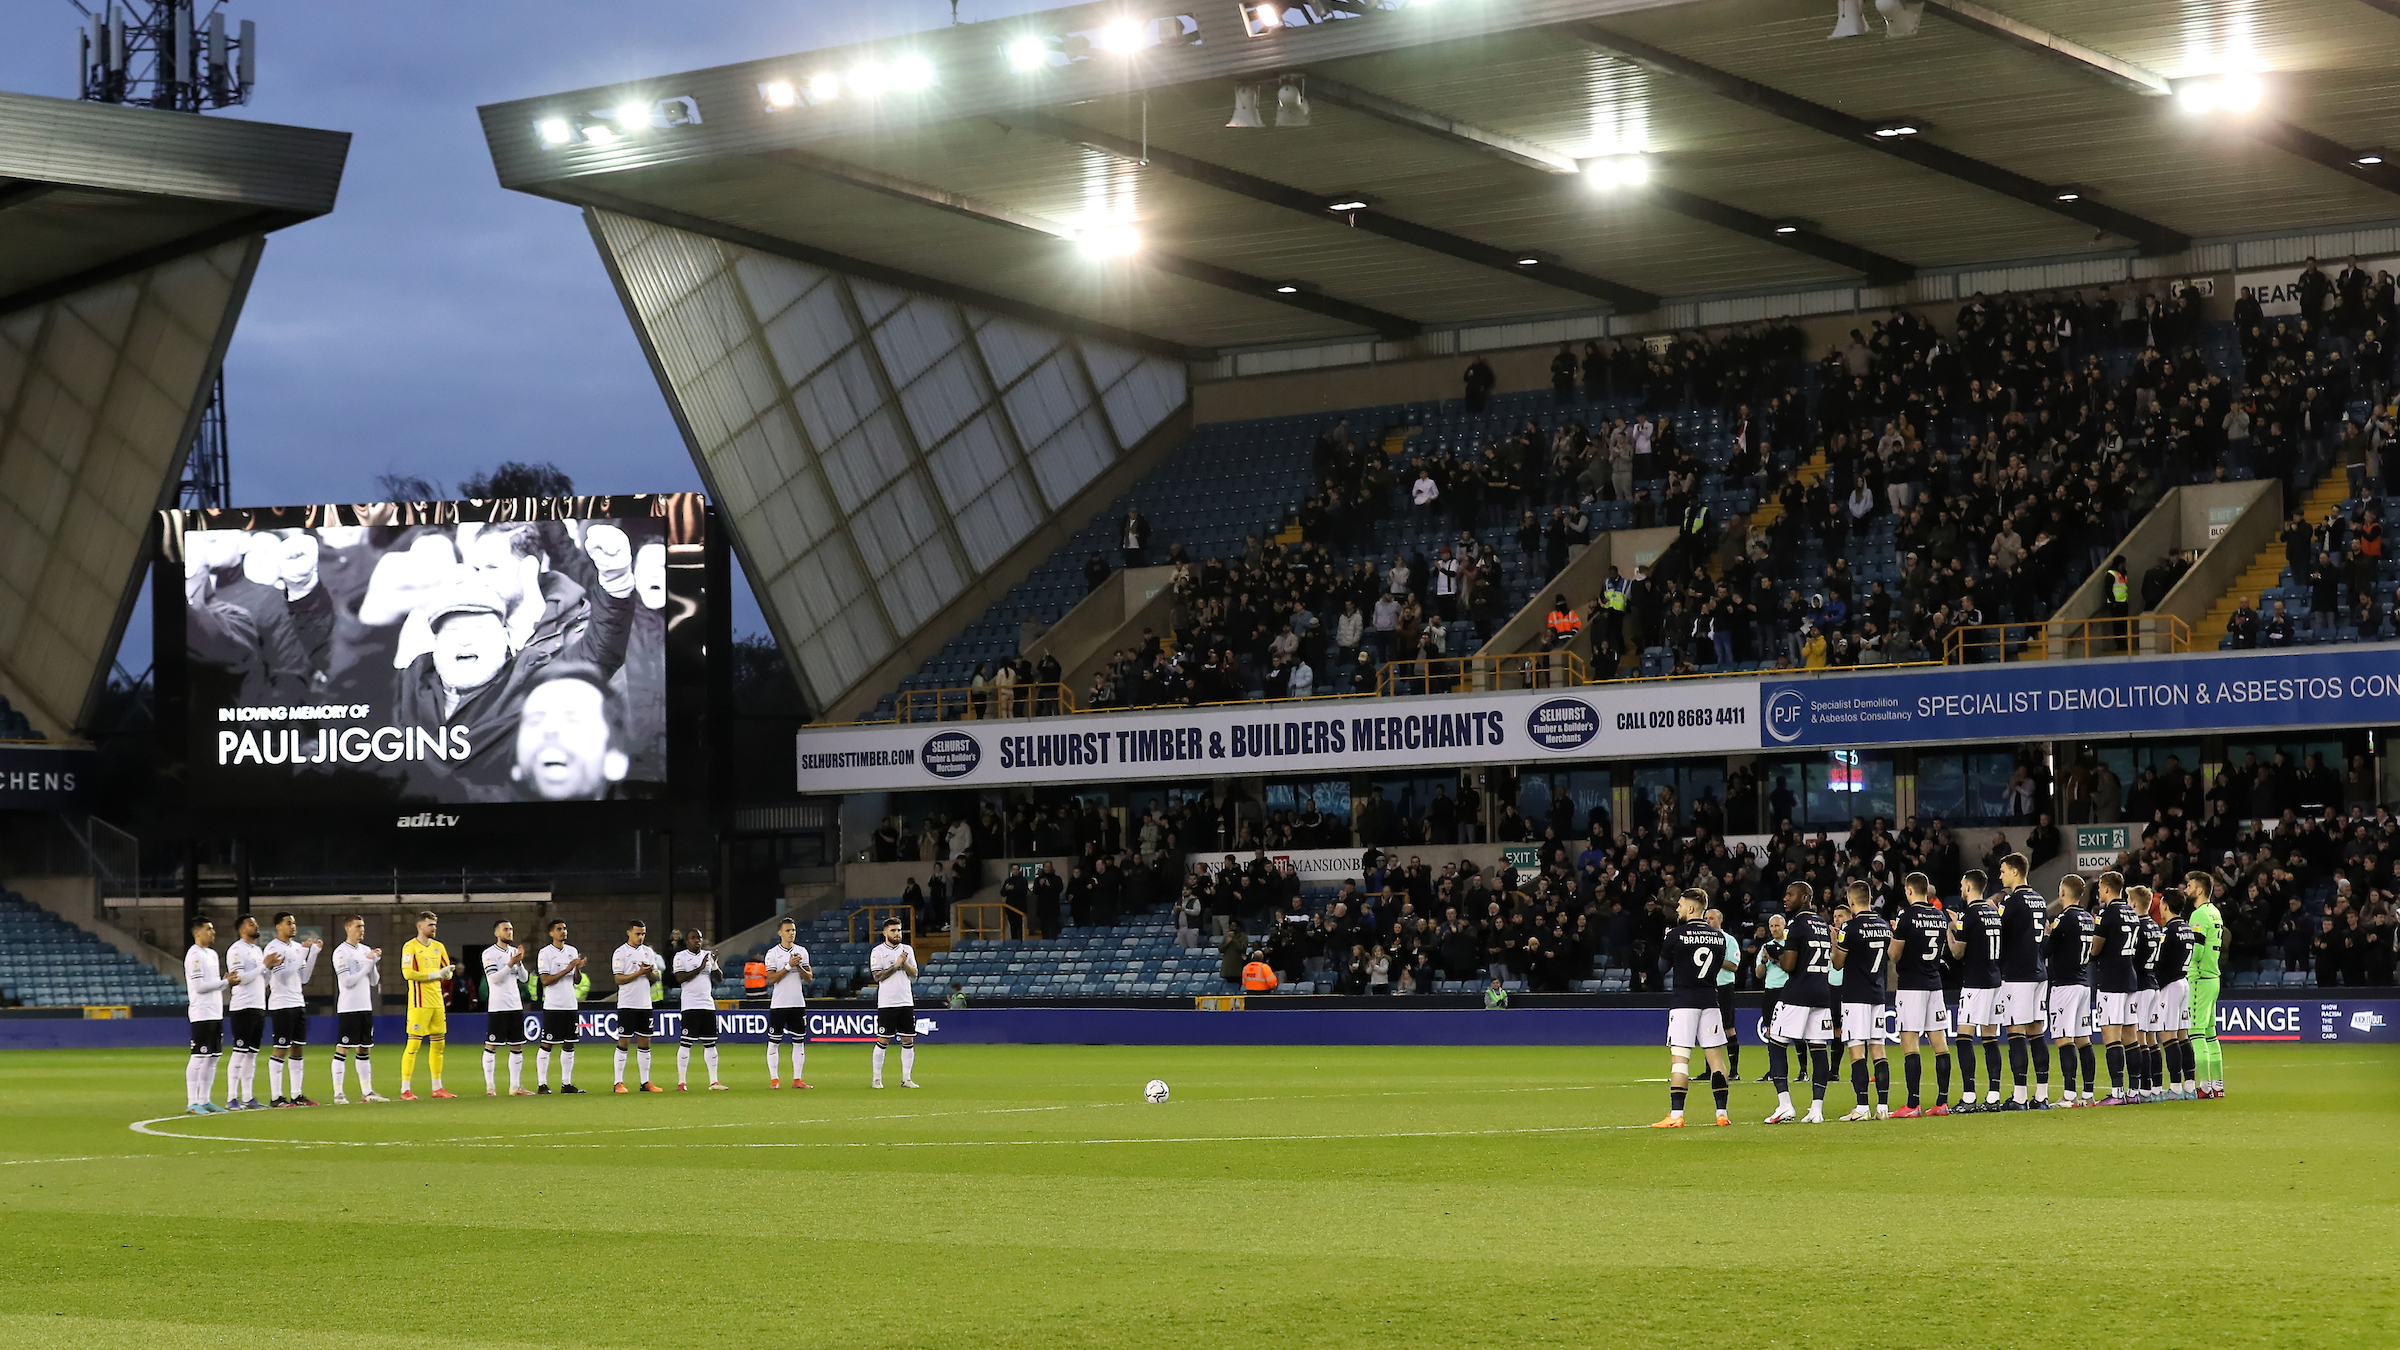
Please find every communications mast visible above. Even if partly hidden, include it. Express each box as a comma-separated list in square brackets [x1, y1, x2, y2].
[75, 2, 257, 509]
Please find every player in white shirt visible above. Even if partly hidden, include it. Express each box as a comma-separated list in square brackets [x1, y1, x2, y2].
[329, 916, 387, 1104]
[671, 928, 729, 1091]
[263, 912, 324, 1107]
[610, 920, 664, 1093]
[534, 919, 587, 1094]
[183, 917, 230, 1114]
[762, 918, 812, 1089]
[868, 917, 921, 1089]
[225, 914, 274, 1109]
[482, 919, 534, 1097]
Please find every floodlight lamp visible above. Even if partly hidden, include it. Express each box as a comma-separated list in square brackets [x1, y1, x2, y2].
[1228, 84, 1264, 128]
[581, 124, 618, 145]
[1273, 282, 1300, 294]
[2053, 186, 2084, 202]
[1097, 19, 1147, 55]
[809, 73, 841, 102]
[893, 54, 937, 90]
[615, 102, 652, 133]
[760, 81, 797, 110]
[1516, 256, 1541, 267]
[1829, 0, 1868, 40]
[1276, 76, 1311, 127]
[2218, 72, 2262, 112]
[1772, 221, 1800, 235]
[536, 118, 574, 146]
[1238, 3, 1285, 38]
[1077, 222, 1143, 258]
[1005, 37, 1049, 72]
[849, 62, 893, 97]
[2359, 150, 2388, 166]
[1326, 198, 1369, 212]
[1875, 0, 1924, 39]
[1872, 123, 1918, 138]
[1584, 154, 1648, 188]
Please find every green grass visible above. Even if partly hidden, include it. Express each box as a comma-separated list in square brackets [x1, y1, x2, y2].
[0, 1042, 2392, 1349]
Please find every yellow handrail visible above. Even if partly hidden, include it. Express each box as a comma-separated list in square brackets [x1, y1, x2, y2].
[848, 905, 916, 944]
[1942, 615, 2191, 664]
[1376, 652, 1587, 696]
[952, 902, 1026, 943]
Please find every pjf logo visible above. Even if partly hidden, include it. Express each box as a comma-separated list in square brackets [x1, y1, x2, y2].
[1764, 689, 1807, 744]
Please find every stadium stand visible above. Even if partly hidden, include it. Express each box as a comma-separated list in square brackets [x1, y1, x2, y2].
[0, 889, 185, 1007]
[867, 278, 2397, 719]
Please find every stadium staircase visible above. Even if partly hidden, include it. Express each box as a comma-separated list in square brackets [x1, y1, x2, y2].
[2199, 473, 2349, 644]
[0, 888, 186, 1007]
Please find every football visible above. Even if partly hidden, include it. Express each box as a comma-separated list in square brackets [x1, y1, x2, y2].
[1144, 1079, 1170, 1104]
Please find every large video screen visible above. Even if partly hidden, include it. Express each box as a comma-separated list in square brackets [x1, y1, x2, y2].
[157, 494, 706, 807]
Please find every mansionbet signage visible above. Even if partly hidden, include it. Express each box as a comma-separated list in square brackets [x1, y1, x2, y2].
[796, 682, 1761, 793]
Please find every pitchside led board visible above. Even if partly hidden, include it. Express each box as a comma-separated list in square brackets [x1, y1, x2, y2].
[155, 494, 712, 829]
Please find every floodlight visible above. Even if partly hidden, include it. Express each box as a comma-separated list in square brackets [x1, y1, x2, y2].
[809, 73, 841, 102]
[1772, 221, 1801, 235]
[893, 54, 937, 90]
[1227, 84, 1263, 128]
[1584, 154, 1649, 188]
[582, 124, 618, 145]
[1326, 197, 1370, 212]
[615, 102, 651, 133]
[1077, 222, 1143, 258]
[1875, 0, 1924, 38]
[1237, 3, 1284, 38]
[2359, 150, 2388, 167]
[2176, 82, 2215, 115]
[1516, 256, 1541, 267]
[760, 81, 797, 109]
[1829, 0, 1868, 40]
[2053, 185, 2086, 202]
[1276, 75, 1310, 127]
[536, 118, 573, 146]
[1005, 37, 1049, 72]
[1097, 19, 1147, 55]
[1273, 282, 1300, 294]
[2218, 72, 2262, 112]
[1872, 123, 1919, 138]
[849, 62, 893, 97]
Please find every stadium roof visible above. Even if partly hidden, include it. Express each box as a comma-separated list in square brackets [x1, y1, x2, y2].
[0, 93, 348, 740]
[0, 91, 347, 317]
[481, 0, 2400, 360]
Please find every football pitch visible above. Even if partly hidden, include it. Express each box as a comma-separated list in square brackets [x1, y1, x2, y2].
[0, 1043, 2391, 1349]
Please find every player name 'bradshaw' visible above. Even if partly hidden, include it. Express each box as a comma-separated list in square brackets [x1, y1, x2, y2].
[218, 725, 471, 766]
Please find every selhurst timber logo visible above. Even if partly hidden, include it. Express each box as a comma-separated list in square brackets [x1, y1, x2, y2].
[396, 812, 461, 828]
[1525, 697, 1600, 752]
[921, 730, 981, 780]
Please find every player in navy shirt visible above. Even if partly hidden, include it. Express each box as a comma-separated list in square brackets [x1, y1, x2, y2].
[2132, 899, 2166, 1100]
[1947, 870, 2005, 1111]
[1652, 892, 1732, 1127]
[1994, 854, 2053, 1109]
[1833, 880, 1894, 1120]
[2043, 875, 2098, 1105]
[1773, 883, 1840, 1124]
[2090, 873, 2141, 1101]
[2153, 892, 2198, 1100]
[1888, 872, 1955, 1115]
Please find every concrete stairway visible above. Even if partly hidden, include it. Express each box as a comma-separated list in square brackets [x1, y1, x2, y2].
[2197, 474, 2345, 640]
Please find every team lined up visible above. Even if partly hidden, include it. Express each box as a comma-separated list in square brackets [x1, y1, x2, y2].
[179, 913, 928, 1114]
[1655, 854, 2227, 1126]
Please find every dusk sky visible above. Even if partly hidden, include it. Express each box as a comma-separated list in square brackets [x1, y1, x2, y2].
[4, 0, 1039, 668]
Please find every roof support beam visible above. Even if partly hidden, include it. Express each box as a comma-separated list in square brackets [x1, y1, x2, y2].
[1561, 23, 2191, 256]
[997, 110, 1660, 312]
[1923, 0, 2400, 201]
[0, 178, 60, 213]
[767, 149, 1419, 339]
[1300, 74, 1913, 283]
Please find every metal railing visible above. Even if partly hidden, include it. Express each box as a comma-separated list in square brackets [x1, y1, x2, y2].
[1942, 615, 2192, 664]
[890, 682, 1080, 723]
[1376, 652, 1588, 696]
[848, 904, 917, 944]
[952, 902, 1024, 943]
